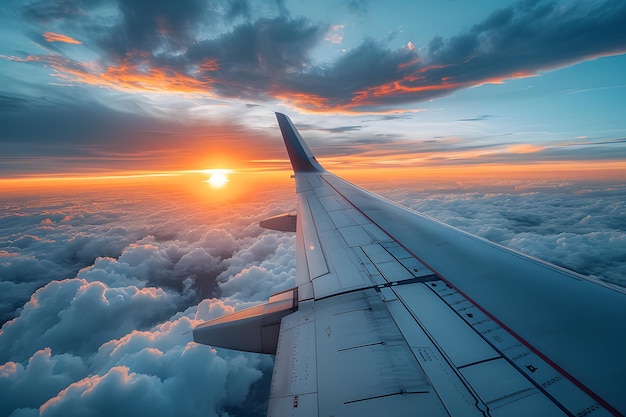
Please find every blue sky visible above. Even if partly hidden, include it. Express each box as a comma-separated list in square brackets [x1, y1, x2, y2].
[1, 0, 625, 178]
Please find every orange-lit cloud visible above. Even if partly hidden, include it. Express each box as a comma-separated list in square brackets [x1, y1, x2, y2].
[43, 32, 82, 44]
[351, 77, 463, 106]
[52, 58, 214, 95]
[274, 61, 461, 113]
[0, 53, 213, 96]
[472, 71, 541, 88]
[40, 366, 135, 414]
[273, 91, 333, 113]
[199, 58, 220, 72]
[0, 54, 42, 62]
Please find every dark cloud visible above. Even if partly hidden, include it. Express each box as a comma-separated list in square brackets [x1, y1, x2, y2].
[320, 125, 363, 133]
[0, 97, 167, 148]
[102, 0, 208, 57]
[434, 0, 626, 72]
[184, 17, 327, 98]
[284, 38, 415, 103]
[21, 0, 88, 22]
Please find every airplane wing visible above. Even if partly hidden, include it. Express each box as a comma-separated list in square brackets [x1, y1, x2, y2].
[194, 113, 626, 417]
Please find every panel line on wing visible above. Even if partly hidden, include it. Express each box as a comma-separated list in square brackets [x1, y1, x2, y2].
[424, 280, 612, 417]
[297, 172, 441, 300]
[336, 341, 385, 352]
[343, 391, 432, 405]
[314, 289, 450, 416]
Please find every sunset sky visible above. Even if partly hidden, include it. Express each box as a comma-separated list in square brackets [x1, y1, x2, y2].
[1, 0, 625, 180]
[1, 1, 626, 417]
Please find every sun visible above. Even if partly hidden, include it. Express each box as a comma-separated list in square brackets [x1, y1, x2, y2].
[203, 169, 232, 189]
[208, 172, 228, 188]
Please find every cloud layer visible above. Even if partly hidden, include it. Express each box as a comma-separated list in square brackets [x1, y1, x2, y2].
[368, 178, 626, 286]
[2, 176, 624, 416]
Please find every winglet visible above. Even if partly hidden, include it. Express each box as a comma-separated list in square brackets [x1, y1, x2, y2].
[276, 112, 325, 173]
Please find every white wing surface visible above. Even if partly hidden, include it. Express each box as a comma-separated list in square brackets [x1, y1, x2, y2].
[194, 113, 626, 417]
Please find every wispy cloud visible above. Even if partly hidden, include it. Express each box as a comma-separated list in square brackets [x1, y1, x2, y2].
[43, 32, 82, 44]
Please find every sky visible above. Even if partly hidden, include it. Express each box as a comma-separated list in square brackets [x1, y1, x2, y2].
[1, 0, 626, 416]
[1, 0, 625, 179]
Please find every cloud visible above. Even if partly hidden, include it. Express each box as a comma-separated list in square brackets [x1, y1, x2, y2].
[327, 0, 626, 111]
[0, 182, 295, 416]
[183, 17, 328, 99]
[42, 32, 81, 44]
[1, 313, 268, 417]
[38, 341, 264, 417]
[325, 24, 344, 44]
[216, 232, 296, 302]
[6, 0, 625, 113]
[0, 348, 88, 417]
[0, 278, 184, 362]
[102, 0, 208, 56]
[0, 94, 282, 176]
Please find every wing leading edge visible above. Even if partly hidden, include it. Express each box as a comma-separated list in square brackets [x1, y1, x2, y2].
[194, 113, 626, 417]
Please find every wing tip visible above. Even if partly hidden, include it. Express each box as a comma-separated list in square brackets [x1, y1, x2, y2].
[275, 113, 325, 173]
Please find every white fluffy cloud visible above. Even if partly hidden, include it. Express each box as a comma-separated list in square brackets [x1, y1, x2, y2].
[0, 183, 294, 416]
[0, 348, 88, 417]
[0, 278, 184, 363]
[217, 233, 296, 302]
[1, 314, 267, 417]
